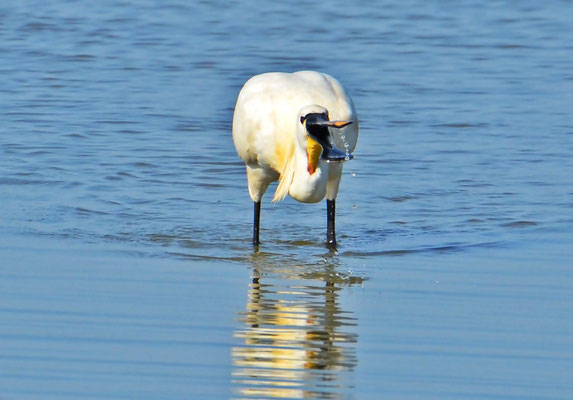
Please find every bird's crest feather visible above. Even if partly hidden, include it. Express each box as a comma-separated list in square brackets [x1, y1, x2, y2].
[272, 144, 295, 202]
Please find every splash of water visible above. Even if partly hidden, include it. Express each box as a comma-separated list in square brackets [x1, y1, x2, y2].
[325, 125, 352, 162]
[337, 129, 352, 161]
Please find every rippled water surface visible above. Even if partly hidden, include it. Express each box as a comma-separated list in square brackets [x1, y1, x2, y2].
[1, 1, 573, 399]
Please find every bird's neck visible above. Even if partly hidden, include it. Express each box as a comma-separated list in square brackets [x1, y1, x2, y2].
[288, 147, 329, 203]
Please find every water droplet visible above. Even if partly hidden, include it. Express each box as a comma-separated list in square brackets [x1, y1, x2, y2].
[335, 128, 351, 158]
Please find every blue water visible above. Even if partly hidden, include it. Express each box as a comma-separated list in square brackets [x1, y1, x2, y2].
[1, 1, 573, 399]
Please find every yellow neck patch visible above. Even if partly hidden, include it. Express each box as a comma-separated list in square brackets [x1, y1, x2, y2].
[306, 137, 323, 175]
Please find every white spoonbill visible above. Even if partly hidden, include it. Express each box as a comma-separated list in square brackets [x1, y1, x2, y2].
[232, 71, 359, 247]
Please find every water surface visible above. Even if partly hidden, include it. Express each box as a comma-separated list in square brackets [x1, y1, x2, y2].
[1, 1, 573, 399]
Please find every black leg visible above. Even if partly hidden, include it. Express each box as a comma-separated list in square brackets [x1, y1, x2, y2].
[253, 200, 261, 246]
[327, 199, 336, 247]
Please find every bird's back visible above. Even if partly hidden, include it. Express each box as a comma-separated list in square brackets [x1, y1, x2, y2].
[232, 71, 358, 174]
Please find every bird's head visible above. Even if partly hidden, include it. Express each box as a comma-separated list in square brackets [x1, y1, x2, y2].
[297, 105, 354, 168]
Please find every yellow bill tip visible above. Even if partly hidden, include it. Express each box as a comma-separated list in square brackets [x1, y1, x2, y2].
[328, 120, 353, 129]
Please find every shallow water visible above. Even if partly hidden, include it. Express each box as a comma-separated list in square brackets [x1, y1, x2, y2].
[1, 1, 573, 399]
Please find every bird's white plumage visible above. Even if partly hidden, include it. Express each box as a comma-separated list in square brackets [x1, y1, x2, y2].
[232, 71, 359, 204]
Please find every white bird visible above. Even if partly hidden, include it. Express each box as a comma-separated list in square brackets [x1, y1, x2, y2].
[232, 71, 359, 247]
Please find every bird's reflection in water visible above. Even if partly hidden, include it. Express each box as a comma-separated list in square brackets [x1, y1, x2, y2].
[232, 254, 364, 399]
